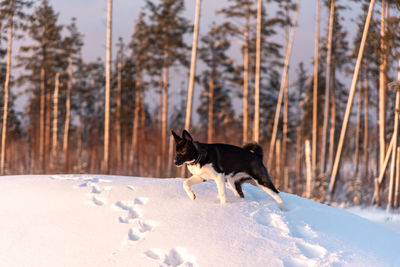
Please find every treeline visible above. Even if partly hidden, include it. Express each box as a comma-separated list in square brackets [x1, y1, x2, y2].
[1, 0, 400, 208]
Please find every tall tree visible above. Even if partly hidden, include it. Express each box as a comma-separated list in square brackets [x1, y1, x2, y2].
[378, 0, 387, 174]
[219, 0, 285, 144]
[18, 0, 63, 172]
[312, 0, 320, 178]
[268, 0, 299, 169]
[115, 38, 123, 172]
[61, 17, 83, 172]
[184, 0, 201, 131]
[320, 0, 335, 175]
[253, 0, 262, 142]
[198, 24, 234, 143]
[328, 0, 376, 200]
[144, 0, 190, 171]
[128, 12, 148, 172]
[103, 0, 112, 173]
[218, 0, 254, 144]
[0, 0, 31, 174]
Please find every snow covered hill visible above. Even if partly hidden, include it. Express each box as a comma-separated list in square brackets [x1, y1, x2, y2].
[0, 175, 399, 267]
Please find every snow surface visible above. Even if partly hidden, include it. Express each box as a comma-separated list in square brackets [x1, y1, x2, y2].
[1, 175, 400, 267]
[345, 206, 400, 235]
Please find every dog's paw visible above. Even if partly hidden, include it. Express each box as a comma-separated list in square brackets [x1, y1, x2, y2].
[185, 190, 196, 201]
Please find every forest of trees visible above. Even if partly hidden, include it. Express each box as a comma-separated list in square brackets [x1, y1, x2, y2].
[0, 0, 400, 209]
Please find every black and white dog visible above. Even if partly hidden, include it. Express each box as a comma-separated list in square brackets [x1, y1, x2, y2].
[172, 130, 284, 210]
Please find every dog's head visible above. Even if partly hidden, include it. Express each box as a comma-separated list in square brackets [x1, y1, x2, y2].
[171, 130, 198, 166]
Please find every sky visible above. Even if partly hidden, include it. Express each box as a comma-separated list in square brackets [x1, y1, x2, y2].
[15, 0, 363, 119]
[51, 0, 319, 70]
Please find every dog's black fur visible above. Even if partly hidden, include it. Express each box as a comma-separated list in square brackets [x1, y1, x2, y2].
[172, 130, 283, 209]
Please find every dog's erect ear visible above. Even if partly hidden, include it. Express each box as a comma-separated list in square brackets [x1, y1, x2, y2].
[171, 130, 181, 143]
[182, 130, 193, 142]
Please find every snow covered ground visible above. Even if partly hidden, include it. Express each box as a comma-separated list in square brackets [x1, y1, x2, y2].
[1, 175, 400, 267]
[345, 206, 400, 235]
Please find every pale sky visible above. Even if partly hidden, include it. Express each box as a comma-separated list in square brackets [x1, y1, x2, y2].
[15, 0, 363, 119]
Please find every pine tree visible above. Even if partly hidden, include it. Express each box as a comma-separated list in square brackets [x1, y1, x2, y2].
[0, 0, 31, 174]
[75, 59, 105, 172]
[103, 0, 112, 173]
[198, 24, 234, 143]
[60, 17, 83, 172]
[144, 0, 190, 171]
[17, 0, 63, 173]
[128, 12, 150, 173]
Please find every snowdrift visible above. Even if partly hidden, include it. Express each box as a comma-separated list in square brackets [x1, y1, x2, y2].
[0, 175, 399, 267]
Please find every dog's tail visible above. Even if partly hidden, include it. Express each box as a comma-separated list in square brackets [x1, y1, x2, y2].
[243, 143, 263, 160]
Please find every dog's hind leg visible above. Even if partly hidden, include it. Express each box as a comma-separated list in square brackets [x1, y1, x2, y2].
[183, 175, 204, 200]
[227, 177, 243, 198]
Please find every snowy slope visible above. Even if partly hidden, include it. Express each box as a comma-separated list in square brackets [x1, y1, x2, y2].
[0, 175, 399, 267]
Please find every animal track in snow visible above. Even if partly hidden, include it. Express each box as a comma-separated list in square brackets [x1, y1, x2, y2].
[253, 211, 290, 236]
[114, 199, 147, 223]
[144, 248, 196, 267]
[118, 209, 139, 224]
[91, 184, 102, 194]
[115, 200, 135, 211]
[296, 241, 327, 259]
[92, 196, 105, 206]
[128, 220, 154, 242]
[291, 224, 318, 239]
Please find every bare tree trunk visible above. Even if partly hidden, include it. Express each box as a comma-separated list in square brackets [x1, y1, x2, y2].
[268, 1, 299, 168]
[157, 74, 163, 177]
[243, 4, 250, 144]
[167, 135, 174, 177]
[253, 0, 262, 142]
[282, 4, 289, 177]
[379, 0, 387, 174]
[51, 72, 60, 170]
[275, 139, 281, 188]
[63, 56, 72, 172]
[327, 90, 335, 171]
[295, 121, 302, 193]
[388, 87, 399, 209]
[372, 133, 395, 205]
[363, 64, 369, 182]
[208, 76, 214, 143]
[328, 0, 376, 200]
[305, 139, 312, 199]
[40, 67, 46, 173]
[45, 74, 51, 173]
[139, 90, 145, 175]
[321, 0, 335, 175]
[312, 0, 320, 179]
[130, 88, 140, 173]
[162, 48, 169, 174]
[103, 0, 112, 173]
[395, 147, 400, 208]
[76, 120, 83, 172]
[116, 51, 122, 172]
[0, 19, 13, 175]
[283, 77, 288, 175]
[184, 0, 201, 131]
[312, 0, 321, 181]
[355, 83, 362, 176]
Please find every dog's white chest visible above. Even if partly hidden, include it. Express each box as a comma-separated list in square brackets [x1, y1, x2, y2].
[187, 163, 217, 179]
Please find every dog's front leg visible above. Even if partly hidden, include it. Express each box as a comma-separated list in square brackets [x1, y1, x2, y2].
[215, 174, 226, 204]
[183, 175, 204, 200]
